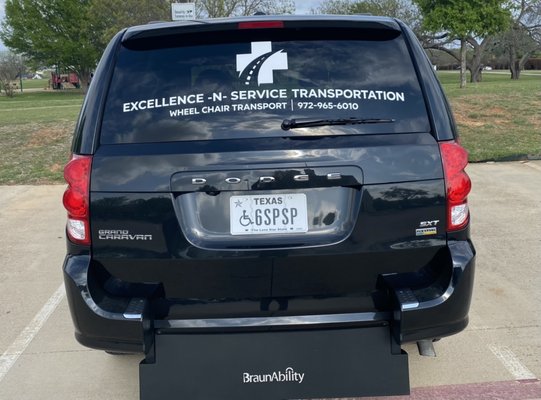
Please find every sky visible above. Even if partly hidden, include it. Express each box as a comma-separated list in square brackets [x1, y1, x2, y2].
[0, 0, 322, 52]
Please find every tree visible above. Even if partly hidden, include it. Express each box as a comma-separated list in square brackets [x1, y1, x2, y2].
[497, 0, 541, 79]
[0, 52, 24, 97]
[89, 0, 173, 50]
[0, 0, 101, 91]
[421, 33, 497, 83]
[315, 0, 420, 28]
[90, 0, 295, 45]
[498, 25, 539, 79]
[314, 0, 351, 14]
[197, 0, 294, 18]
[0, 0, 294, 93]
[198, 0, 240, 17]
[251, 0, 295, 15]
[415, 0, 510, 87]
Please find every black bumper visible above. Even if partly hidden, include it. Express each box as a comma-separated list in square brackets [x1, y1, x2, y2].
[63, 240, 475, 352]
[399, 240, 476, 342]
[63, 254, 149, 353]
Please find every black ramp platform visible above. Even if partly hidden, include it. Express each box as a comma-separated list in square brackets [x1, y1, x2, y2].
[140, 326, 409, 400]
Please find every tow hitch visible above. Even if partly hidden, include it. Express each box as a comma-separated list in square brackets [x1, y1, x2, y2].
[140, 322, 410, 399]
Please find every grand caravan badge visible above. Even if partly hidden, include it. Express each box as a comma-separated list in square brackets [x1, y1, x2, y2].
[236, 42, 288, 86]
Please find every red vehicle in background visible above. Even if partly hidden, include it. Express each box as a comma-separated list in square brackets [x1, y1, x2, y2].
[51, 72, 80, 89]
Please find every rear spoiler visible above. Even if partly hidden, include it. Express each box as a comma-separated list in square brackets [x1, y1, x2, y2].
[122, 15, 402, 45]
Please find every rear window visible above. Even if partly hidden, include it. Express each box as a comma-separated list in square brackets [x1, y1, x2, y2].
[100, 28, 430, 144]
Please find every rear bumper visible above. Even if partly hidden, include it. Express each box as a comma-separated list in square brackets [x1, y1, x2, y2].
[398, 240, 476, 342]
[63, 255, 149, 353]
[63, 240, 475, 352]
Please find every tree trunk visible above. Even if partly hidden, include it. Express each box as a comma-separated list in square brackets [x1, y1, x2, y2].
[513, 52, 533, 80]
[460, 38, 467, 88]
[467, 36, 493, 83]
[470, 65, 482, 83]
[510, 62, 521, 80]
[81, 72, 91, 93]
[509, 45, 519, 80]
[506, 37, 525, 80]
[75, 69, 92, 93]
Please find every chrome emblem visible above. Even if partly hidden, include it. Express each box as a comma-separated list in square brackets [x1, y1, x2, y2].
[190, 172, 345, 185]
[259, 176, 275, 183]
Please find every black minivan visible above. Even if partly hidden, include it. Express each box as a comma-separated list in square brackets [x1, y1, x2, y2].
[62, 14, 474, 397]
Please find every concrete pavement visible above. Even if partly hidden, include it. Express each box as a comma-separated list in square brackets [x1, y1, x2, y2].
[0, 161, 540, 399]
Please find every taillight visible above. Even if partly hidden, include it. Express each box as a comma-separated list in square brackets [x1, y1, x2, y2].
[63, 154, 92, 245]
[238, 21, 284, 29]
[440, 141, 471, 231]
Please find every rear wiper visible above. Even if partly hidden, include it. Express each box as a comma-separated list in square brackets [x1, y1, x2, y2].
[281, 117, 395, 131]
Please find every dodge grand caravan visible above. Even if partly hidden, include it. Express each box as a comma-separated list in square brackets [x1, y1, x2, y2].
[62, 15, 475, 361]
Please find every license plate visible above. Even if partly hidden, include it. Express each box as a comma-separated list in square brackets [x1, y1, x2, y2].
[230, 194, 308, 235]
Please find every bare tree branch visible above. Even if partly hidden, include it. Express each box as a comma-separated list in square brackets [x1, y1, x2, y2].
[424, 44, 461, 63]
[0, 52, 24, 97]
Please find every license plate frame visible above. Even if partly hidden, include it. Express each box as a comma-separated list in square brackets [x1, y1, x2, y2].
[230, 193, 308, 235]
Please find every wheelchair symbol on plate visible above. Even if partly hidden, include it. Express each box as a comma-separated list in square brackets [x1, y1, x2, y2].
[239, 210, 253, 227]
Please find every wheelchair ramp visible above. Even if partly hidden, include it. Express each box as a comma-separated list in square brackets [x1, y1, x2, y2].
[140, 325, 409, 399]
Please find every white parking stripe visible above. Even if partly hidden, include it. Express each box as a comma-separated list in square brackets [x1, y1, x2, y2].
[0, 284, 65, 383]
[488, 344, 537, 380]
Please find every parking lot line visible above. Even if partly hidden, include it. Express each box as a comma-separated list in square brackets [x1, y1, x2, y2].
[383, 379, 541, 399]
[488, 345, 537, 381]
[0, 284, 65, 383]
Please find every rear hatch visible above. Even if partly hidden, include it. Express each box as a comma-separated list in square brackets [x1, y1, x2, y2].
[89, 18, 448, 320]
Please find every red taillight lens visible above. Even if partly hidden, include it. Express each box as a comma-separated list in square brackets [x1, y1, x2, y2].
[440, 141, 471, 231]
[238, 21, 284, 29]
[63, 154, 92, 245]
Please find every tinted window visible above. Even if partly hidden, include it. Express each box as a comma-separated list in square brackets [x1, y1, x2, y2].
[101, 31, 429, 144]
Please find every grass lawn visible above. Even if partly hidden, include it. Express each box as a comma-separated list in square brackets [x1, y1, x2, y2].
[0, 91, 83, 184]
[0, 72, 540, 184]
[438, 71, 541, 162]
[21, 78, 51, 90]
[7, 78, 50, 91]
[0, 91, 83, 125]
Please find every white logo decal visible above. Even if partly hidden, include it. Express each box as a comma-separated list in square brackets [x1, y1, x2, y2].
[242, 367, 305, 384]
[236, 42, 288, 86]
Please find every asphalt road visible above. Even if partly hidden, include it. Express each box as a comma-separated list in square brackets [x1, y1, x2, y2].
[0, 161, 540, 400]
